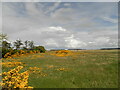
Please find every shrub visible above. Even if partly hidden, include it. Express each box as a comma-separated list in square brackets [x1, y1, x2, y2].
[33, 46, 46, 53]
[1, 66, 33, 89]
[2, 48, 10, 58]
[2, 46, 46, 58]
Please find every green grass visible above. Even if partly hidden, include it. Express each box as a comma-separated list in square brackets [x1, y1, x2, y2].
[2, 50, 118, 88]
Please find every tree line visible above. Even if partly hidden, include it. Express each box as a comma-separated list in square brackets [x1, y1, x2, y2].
[2, 39, 35, 50]
[0, 33, 46, 53]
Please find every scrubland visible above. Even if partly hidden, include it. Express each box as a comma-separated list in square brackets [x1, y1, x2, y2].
[1, 50, 118, 88]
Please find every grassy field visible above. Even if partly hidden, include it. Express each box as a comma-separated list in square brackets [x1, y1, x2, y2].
[2, 50, 118, 88]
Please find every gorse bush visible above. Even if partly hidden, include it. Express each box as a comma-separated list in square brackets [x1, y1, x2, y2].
[2, 48, 46, 58]
[2, 62, 23, 67]
[33, 46, 46, 53]
[1, 66, 33, 89]
[2, 48, 11, 58]
[50, 50, 74, 57]
[2, 48, 20, 58]
[0, 34, 46, 58]
[2, 49, 41, 58]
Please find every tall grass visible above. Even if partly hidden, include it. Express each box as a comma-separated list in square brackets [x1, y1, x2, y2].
[2, 50, 118, 88]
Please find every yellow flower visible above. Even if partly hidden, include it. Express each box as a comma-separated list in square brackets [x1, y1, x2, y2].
[2, 66, 33, 89]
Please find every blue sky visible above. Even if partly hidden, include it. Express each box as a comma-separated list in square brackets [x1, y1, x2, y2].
[2, 2, 118, 49]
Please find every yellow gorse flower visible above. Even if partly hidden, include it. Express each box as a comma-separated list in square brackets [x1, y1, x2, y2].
[1, 66, 33, 89]
[4, 50, 41, 59]
[2, 62, 23, 67]
[51, 50, 74, 57]
[56, 68, 69, 71]
[29, 67, 42, 73]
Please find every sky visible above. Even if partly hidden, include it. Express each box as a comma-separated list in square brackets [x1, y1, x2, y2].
[1, 2, 118, 49]
[1, 0, 120, 2]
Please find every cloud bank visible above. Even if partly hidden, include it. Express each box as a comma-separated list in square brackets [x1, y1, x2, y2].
[2, 2, 118, 49]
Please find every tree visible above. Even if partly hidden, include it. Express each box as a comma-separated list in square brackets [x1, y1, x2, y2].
[0, 33, 8, 40]
[28, 41, 34, 49]
[34, 46, 46, 53]
[24, 40, 29, 49]
[2, 41, 11, 49]
[14, 40, 23, 50]
[0, 33, 8, 47]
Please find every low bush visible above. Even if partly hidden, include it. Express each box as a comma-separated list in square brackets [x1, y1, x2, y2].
[33, 46, 46, 53]
[2, 46, 46, 58]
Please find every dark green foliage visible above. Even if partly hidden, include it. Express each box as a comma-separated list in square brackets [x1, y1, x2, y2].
[14, 40, 23, 50]
[2, 48, 18, 58]
[33, 46, 46, 53]
[2, 41, 11, 49]
[0, 33, 8, 40]
[24, 40, 29, 49]
[28, 41, 34, 49]
[2, 47, 46, 58]
[0, 51, 1, 58]
[3, 50, 118, 88]
[2, 48, 10, 57]
[1, 34, 46, 58]
[22, 47, 28, 50]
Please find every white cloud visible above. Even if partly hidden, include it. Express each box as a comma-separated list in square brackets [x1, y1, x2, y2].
[45, 2, 61, 14]
[88, 42, 95, 44]
[25, 3, 40, 16]
[64, 3, 71, 7]
[102, 17, 118, 23]
[1, 0, 119, 2]
[45, 39, 59, 47]
[51, 8, 75, 22]
[95, 37, 110, 44]
[65, 34, 87, 48]
[48, 26, 66, 32]
[2, 2, 118, 49]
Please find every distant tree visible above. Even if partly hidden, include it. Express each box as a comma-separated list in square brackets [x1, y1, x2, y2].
[28, 41, 34, 49]
[24, 40, 29, 49]
[0, 33, 8, 40]
[0, 33, 8, 47]
[34, 46, 46, 53]
[14, 39, 23, 50]
[2, 41, 11, 49]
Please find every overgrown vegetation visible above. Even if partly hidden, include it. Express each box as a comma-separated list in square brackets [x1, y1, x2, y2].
[0, 33, 46, 58]
[1, 50, 118, 88]
[0, 33, 118, 88]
